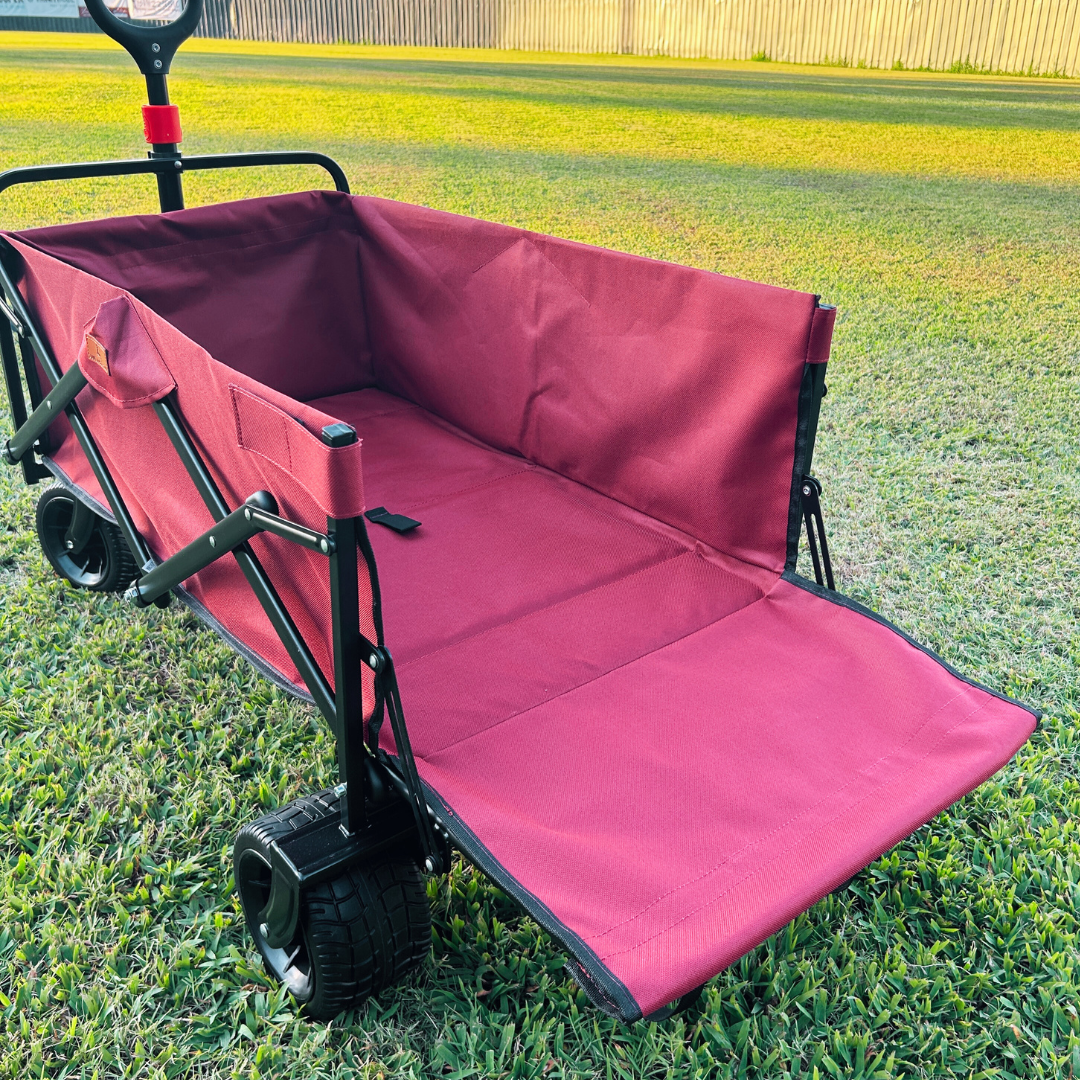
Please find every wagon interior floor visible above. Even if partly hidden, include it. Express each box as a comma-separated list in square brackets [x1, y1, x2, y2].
[307, 385, 1035, 1016]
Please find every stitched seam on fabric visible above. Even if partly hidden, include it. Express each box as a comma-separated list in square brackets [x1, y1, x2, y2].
[90, 387, 169, 409]
[803, 306, 818, 365]
[307, 401, 420, 421]
[354, 231, 379, 388]
[401, 548, 699, 674]
[420, 566, 769, 759]
[231, 386, 302, 477]
[345, 385, 785, 586]
[595, 695, 993, 961]
[419, 782, 642, 1020]
[471, 238, 590, 303]
[470, 238, 526, 276]
[64, 213, 349, 270]
[230, 388, 246, 449]
[532, 241, 592, 307]
[398, 467, 535, 514]
[587, 677, 972, 946]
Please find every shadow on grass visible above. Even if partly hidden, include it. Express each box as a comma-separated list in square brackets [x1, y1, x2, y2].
[5, 45, 1080, 131]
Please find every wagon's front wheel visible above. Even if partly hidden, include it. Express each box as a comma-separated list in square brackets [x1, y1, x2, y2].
[35, 485, 137, 592]
[234, 794, 431, 1021]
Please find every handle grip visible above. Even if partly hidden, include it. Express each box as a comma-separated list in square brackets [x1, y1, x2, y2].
[82, 0, 204, 76]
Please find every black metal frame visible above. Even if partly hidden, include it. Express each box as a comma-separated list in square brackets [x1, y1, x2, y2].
[789, 342, 835, 591]
[0, 0, 441, 954]
[799, 356, 835, 590]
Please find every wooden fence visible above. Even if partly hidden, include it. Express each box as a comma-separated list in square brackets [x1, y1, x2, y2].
[5, 0, 1079, 75]
[196, 0, 1080, 76]
[495, 0, 1080, 73]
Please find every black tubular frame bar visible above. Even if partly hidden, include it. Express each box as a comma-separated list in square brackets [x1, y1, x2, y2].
[798, 354, 835, 590]
[0, 152, 350, 202]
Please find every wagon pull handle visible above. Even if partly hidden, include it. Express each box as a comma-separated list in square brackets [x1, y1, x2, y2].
[83, 0, 204, 211]
[82, 0, 203, 78]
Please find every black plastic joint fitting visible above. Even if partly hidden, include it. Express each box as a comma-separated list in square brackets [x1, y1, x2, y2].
[1, 441, 17, 466]
[321, 422, 357, 447]
[244, 489, 278, 514]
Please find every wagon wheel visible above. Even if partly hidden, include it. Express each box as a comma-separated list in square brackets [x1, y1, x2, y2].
[35, 485, 137, 593]
[234, 792, 431, 1021]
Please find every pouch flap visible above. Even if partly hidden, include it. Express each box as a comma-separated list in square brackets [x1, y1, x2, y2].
[78, 295, 176, 408]
[230, 384, 365, 519]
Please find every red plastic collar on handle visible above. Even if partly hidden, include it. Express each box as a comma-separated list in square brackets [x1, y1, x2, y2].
[142, 104, 182, 145]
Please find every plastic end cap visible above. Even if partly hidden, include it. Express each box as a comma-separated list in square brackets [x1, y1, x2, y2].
[321, 422, 357, 447]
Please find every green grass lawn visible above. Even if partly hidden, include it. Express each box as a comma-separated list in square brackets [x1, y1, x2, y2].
[1, 31, 1078, 1079]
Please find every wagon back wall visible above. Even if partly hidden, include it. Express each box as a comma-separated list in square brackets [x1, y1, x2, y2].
[2, 0, 1078, 76]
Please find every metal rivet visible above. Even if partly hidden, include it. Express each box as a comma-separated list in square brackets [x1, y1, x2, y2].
[208, 535, 216, 548]
[802, 485, 811, 496]
[45, 399, 52, 410]
[368, 653, 378, 668]
[320, 538, 329, 553]
[174, 160, 182, 170]
[154, 59, 162, 69]
[424, 858, 435, 873]
[259, 922, 269, 939]
[66, 540, 74, 549]
[244, 508, 252, 521]
[151, 42, 160, 51]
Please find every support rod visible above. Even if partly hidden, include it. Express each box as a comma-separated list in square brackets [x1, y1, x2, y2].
[151, 397, 338, 725]
[3, 359, 87, 465]
[328, 513, 369, 835]
[127, 490, 337, 607]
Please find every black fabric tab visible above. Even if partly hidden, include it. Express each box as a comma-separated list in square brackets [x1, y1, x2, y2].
[364, 506, 420, 533]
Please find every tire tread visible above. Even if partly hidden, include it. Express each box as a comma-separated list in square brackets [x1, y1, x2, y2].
[235, 788, 430, 1022]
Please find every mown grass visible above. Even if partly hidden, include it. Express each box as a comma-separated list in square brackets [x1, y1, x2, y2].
[0, 32, 1078, 1079]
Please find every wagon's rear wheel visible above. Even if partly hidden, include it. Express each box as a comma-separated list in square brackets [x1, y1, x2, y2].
[35, 485, 137, 592]
[234, 791, 431, 1021]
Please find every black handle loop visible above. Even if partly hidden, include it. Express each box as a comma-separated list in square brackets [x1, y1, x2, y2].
[82, 0, 203, 76]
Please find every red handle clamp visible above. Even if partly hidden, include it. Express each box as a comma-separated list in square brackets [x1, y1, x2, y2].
[142, 104, 182, 145]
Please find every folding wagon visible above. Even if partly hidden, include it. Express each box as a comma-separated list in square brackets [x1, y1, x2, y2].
[0, 0, 1038, 1021]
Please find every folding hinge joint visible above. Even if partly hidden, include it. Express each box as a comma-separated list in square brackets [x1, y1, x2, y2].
[801, 474, 835, 590]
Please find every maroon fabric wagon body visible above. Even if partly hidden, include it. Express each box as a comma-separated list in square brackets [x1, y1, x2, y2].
[5, 190, 1037, 1019]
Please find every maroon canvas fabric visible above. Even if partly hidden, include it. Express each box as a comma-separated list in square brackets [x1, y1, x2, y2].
[7, 190, 1036, 1019]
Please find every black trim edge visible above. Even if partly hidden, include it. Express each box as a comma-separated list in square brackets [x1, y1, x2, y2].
[419, 782, 643, 1021]
[785, 364, 815, 574]
[565, 960, 623, 1018]
[782, 569, 1041, 725]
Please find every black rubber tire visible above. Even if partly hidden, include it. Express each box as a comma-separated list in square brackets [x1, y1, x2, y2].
[35, 484, 137, 592]
[234, 789, 431, 1022]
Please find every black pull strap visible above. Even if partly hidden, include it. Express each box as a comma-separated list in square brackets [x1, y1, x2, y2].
[801, 475, 835, 590]
[365, 506, 421, 533]
[374, 650, 443, 874]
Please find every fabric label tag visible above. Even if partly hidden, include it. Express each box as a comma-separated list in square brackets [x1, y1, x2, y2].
[85, 333, 109, 375]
